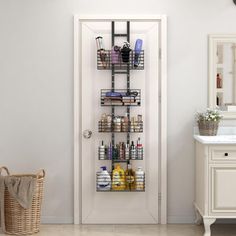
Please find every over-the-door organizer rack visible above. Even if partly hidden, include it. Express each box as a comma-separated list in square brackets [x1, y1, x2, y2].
[96, 21, 145, 192]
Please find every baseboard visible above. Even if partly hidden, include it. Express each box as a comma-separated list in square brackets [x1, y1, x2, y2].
[167, 215, 236, 224]
[41, 216, 73, 224]
[168, 215, 195, 224]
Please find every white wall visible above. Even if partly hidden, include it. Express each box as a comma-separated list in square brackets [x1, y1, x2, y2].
[1, 0, 236, 224]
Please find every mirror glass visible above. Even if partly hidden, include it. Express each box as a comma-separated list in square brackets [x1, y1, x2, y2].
[209, 35, 236, 118]
[216, 42, 236, 110]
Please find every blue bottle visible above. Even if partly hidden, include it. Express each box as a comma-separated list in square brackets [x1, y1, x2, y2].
[134, 39, 143, 67]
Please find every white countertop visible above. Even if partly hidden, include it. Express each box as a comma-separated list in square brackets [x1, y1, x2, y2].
[194, 135, 236, 144]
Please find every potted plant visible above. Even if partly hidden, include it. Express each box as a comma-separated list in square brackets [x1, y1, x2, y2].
[196, 109, 223, 136]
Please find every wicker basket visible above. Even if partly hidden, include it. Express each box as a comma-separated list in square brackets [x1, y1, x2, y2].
[198, 120, 219, 136]
[0, 167, 45, 235]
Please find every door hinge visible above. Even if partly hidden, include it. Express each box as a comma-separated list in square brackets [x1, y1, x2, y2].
[158, 192, 161, 201]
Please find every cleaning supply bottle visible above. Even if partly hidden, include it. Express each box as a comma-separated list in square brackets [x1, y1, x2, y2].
[112, 165, 125, 190]
[97, 166, 111, 191]
[125, 164, 135, 191]
[134, 39, 143, 67]
[135, 167, 145, 191]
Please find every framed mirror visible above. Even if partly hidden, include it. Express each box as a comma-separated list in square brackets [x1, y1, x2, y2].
[209, 35, 236, 119]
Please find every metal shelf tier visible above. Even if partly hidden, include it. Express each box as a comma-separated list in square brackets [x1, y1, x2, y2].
[97, 50, 144, 70]
[101, 89, 141, 106]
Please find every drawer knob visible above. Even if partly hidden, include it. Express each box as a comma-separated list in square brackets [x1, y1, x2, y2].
[224, 153, 229, 157]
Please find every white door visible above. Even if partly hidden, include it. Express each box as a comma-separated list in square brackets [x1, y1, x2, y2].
[80, 19, 160, 224]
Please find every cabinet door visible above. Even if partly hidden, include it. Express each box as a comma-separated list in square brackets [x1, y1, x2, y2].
[210, 165, 236, 215]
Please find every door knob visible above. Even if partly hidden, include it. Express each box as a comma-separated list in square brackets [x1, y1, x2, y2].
[83, 130, 92, 139]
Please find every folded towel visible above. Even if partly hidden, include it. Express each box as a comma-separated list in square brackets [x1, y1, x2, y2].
[0, 176, 36, 231]
[5, 176, 36, 209]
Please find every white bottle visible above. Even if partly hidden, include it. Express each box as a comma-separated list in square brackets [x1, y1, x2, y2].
[99, 141, 105, 160]
[97, 166, 111, 191]
[135, 167, 145, 191]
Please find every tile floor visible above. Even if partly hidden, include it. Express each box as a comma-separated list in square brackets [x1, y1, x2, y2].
[1, 224, 236, 236]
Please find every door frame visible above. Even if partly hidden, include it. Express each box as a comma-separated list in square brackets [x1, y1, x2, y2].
[74, 15, 167, 224]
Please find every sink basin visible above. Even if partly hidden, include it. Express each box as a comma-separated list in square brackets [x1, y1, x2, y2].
[194, 135, 236, 144]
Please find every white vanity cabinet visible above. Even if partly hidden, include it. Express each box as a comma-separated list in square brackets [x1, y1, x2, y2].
[194, 136, 236, 236]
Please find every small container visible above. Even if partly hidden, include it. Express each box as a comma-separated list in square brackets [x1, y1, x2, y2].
[114, 117, 121, 132]
[108, 143, 113, 160]
[111, 46, 120, 64]
[95, 36, 104, 50]
[99, 141, 106, 160]
[135, 167, 145, 191]
[121, 42, 131, 63]
[134, 39, 143, 67]
[136, 137, 143, 160]
[122, 113, 129, 132]
[125, 142, 130, 160]
[130, 141, 136, 160]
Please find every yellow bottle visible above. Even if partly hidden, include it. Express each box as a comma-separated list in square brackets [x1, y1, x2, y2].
[125, 164, 135, 191]
[112, 164, 125, 191]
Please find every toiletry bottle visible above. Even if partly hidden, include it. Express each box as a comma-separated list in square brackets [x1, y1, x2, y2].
[114, 144, 119, 160]
[131, 141, 136, 160]
[97, 166, 111, 191]
[125, 142, 130, 160]
[217, 73, 222, 89]
[112, 164, 125, 190]
[122, 113, 129, 132]
[137, 115, 143, 132]
[130, 117, 135, 132]
[95, 36, 107, 68]
[99, 141, 105, 160]
[100, 113, 107, 132]
[107, 114, 112, 132]
[108, 142, 113, 160]
[121, 42, 131, 63]
[118, 142, 124, 160]
[111, 45, 120, 64]
[134, 39, 143, 67]
[135, 167, 145, 191]
[125, 164, 135, 191]
[136, 137, 143, 160]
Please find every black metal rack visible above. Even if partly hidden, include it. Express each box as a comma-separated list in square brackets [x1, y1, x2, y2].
[98, 120, 143, 133]
[101, 89, 141, 106]
[96, 172, 145, 192]
[96, 21, 145, 192]
[97, 50, 144, 70]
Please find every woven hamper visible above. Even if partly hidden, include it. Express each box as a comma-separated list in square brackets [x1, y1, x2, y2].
[0, 167, 45, 235]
